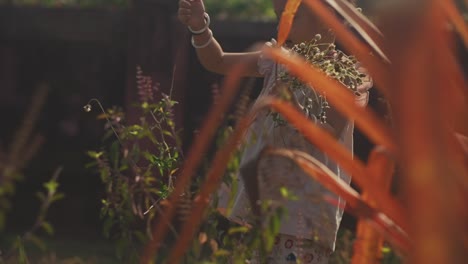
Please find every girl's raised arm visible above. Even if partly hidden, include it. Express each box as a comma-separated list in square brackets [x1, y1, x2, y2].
[178, 0, 262, 77]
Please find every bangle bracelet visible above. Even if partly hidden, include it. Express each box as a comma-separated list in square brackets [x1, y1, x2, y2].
[191, 30, 213, 49]
[188, 13, 210, 35]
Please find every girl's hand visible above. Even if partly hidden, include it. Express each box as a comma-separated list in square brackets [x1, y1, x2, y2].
[178, 0, 207, 31]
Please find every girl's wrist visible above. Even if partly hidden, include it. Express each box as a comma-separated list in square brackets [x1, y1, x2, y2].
[188, 13, 210, 35]
[191, 29, 213, 49]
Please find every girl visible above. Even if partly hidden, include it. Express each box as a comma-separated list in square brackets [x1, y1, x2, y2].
[178, 0, 371, 263]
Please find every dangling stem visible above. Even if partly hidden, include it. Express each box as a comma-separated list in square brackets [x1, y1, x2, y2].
[85, 98, 124, 147]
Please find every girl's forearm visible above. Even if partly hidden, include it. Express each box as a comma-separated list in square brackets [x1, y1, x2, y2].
[192, 29, 225, 74]
[191, 29, 262, 77]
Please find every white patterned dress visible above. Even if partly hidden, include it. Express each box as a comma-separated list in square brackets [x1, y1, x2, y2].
[218, 42, 372, 263]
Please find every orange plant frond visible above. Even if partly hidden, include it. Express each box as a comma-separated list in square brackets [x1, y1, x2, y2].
[253, 97, 407, 230]
[267, 148, 411, 253]
[302, 0, 390, 97]
[429, 1, 468, 185]
[166, 95, 409, 263]
[366, 146, 395, 191]
[352, 146, 395, 264]
[389, 2, 468, 263]
[437, 0, 468, 48]
[430, 18, 468, 136]
[263, 46, 397, 154]
[325, 0, 388, 62]
[277, 0, 303, 46]
[266, 148, 361, 212]
[141, 58, 257, 263]
[165, 103, 255, 264]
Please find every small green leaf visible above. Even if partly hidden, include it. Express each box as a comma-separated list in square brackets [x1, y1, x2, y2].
[269, 215, 280, 234]
[127, 125, 144, 136]
[279, 187, 298, 200]
[382, 246, 392, 253]
[41, 221, 54, 235]
[119, 164, 129, 171]
[228, 226, 249, 235]
[213, 249, 230, 257]
[43, 180, 59, 194]
[51, 192, 65, 203]
[280, 187, 289, 198]
[169, 168, 179, 176]
[162, 130, 173, 137]
[87, 151, 103, 159]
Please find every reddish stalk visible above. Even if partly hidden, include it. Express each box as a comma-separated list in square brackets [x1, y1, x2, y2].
[352, 147, 395, 264]
[391, 2, 467, 263]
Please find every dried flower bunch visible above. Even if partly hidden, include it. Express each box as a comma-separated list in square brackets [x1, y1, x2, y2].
[277, 34, 367, 123]
[280, 34, 366, 93]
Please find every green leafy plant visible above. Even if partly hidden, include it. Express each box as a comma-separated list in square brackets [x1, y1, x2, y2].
[0, 85, 48, 231]
[85, 65, 183, 262]
[1, 167, 64, 264]
[0, 87, 64, 263]
[85, 65, 294, 263]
